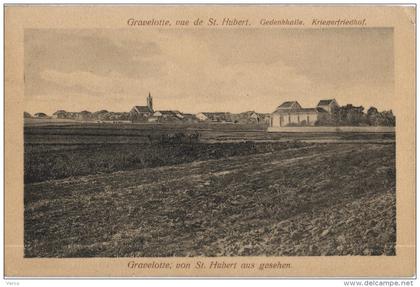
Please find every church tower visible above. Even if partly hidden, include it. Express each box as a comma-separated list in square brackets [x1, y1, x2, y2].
[147, 92, 153, 112]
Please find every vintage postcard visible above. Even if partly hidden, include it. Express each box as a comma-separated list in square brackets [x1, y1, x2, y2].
[4, 4, 416, 278]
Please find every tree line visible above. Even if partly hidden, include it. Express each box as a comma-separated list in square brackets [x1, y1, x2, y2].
[316, 105, 396, 127]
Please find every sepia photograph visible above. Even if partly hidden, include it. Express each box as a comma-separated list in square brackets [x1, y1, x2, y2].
[23, 27, 396, 257]
[4, 5, 415, 278]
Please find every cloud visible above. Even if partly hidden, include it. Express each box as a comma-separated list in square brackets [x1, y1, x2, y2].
[24, 28, 394, 114]
[37, 54, 315, 113]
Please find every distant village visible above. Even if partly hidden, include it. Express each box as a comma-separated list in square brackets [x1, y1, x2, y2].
[24, 92, 396, 127]
[24, 93, 271, 125]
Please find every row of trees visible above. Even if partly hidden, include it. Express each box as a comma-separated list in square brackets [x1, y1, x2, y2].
[316, 105, 396, 127]
[25, 110, 131, 121]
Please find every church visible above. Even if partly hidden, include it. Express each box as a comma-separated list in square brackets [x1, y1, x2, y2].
[129, 93, 186, 123]
[129, 93, 154, 122]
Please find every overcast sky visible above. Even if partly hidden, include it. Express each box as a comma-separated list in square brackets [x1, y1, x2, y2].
[24, 28, 394, 114]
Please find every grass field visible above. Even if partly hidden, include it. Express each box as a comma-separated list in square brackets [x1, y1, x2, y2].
[24, 123, 396, 257]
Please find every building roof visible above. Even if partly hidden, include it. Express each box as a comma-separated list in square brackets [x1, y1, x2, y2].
[317, 99, 336, 106]
[302, 107, 328, 113]
[182, 114, 197, 119]
[316, 107, 328, 113]
[158, 110, 181, 116]
[133, 106, 153, 113]
[240, 110, 256, 115]
[198, 112, 232, 121]
[277, 101, 300, 109]
[201, 112, 231, 116]
[274, 107, 327, 114]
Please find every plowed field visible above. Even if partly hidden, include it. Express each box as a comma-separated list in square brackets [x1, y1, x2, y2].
[24, 143, 395, 257]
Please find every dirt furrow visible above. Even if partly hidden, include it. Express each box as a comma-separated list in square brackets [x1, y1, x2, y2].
[24, 143, 395, 257]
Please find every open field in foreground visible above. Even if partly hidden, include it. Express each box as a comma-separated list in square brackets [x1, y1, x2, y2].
[25, 143, 395, 257]
[25, 121, 395, 144]
[24, 122, 395, 183]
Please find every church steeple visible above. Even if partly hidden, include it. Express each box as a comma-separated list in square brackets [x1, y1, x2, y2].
[147, 92, 153, 112]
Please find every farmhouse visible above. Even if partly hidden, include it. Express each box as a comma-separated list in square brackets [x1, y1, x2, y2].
[148, 110, 184, 122]
[231, 111, 262, 124]
[196, 112, 233, 123]
[270, 99, 338, 127]
[130, 93, 154, 122]
[317, 99, 339, 114]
